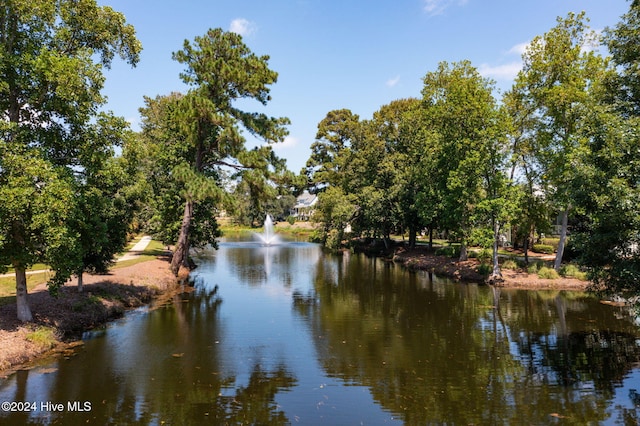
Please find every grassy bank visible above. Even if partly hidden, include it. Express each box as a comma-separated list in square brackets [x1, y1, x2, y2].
[0, 240, 178, 375]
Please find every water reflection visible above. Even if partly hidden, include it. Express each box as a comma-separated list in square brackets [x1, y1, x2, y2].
[299, 251, 640, 424]
[0, 242, 639, 425]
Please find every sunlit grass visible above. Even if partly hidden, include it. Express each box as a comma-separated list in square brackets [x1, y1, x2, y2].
[0, 239, 166, 300]
[25, 326, 58, 350]
[0, 271, 54, 300]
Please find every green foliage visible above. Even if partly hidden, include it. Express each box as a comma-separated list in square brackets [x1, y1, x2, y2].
[501, 259, 519, 270]
[0, 0, 141, 319]
[560, 264, 587, 280]
[435, 245, 460, 258]
[527, 262, 542, 274]
[468, 227, 494, 248]
[476, 263, 492, 277]
[537, 267, 560, 280]
[532, 244, 554, 254]
[541, 238, 561, 251]
[287, 216, 296, 225]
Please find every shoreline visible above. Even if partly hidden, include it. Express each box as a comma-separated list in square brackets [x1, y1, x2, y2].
[377, 244, 589, 291]
[0, 237, 591, 377]
[0, 257, 180, 377]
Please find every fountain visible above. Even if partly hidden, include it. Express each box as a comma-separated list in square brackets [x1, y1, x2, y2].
[254, 214, 280, 245]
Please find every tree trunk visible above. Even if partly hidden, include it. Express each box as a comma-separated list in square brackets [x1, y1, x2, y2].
[459, 240, 468, 261]
[77, 269, 84, 293]
[15, 266, 33, 322]
[171, 199, 194, 276]
[490, 218, 502, 282]
[408, 225, 417, 249]
[428, 227, 433, 250]
[554, 206, 570, 271]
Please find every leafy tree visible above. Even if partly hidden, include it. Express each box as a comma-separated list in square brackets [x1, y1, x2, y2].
[604, 0, 640, 116]
[421, 60, 502, 261]
[312, 186, 356, 250]
[305, 109, 360, 191]
[72, 116, 140, 291]
[152, 29, 289, 275]
[513, 12, 608, 270]
[571, 107, 640, 299]
[569, 1, 640, 297]
[0, 0, 140, 321]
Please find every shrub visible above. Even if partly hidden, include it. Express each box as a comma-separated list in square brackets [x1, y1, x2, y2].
[477, 263, 492, 277]
[435, 245, 460, 258]
[560, 264, 588, 281]
[527, 262, 540, 274]
[286, 216, 296, 225]
[532, 244, 554, 254]
[477, 248, 491, 263]
[502, 259, 518, 270]
[537, 266, 560, 280]
[560, 264, 579, 277]
[542, 237, 561, 250]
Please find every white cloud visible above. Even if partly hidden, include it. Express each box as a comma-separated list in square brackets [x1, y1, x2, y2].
[386, 75, 400, 87]
[423, 0, 468, 16]
[478, 62, 522, 80]
[271, 136, 299, 150]
[229, 18, 257, 37]
[507, 42, 530, 56]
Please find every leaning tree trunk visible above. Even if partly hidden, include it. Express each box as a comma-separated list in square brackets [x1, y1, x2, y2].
[15, 266, 33, 322]
[554, 206, 570, 271]
[171, 199, 194, 276]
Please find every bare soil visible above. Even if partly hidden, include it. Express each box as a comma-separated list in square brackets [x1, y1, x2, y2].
[0, 256, 179, 376]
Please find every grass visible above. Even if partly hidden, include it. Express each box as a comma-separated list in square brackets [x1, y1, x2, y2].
[0, 271, 54, 300]
[25, 326, 58, 350]
[538, 266, 560, 280]
[0, 238, 166, 300]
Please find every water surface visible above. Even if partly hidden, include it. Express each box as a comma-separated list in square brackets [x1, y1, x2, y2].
[1, 237, 639, 424]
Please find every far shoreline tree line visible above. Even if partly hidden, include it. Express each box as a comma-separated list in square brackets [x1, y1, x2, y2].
[1, 0, 638, 322]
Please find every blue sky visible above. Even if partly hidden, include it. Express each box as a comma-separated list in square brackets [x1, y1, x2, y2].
[100, 0, 631, 173]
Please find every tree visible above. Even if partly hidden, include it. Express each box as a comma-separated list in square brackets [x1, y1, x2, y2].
[569, 1, 640, 297]
[72, 115, 141, 291]
[0, 0, 141, 321]
[159, 29, 289, 276]
[421, 61, 503, 261]
[513, 12, 607, 270]
[571, 107, 640, 298]
[604, 0, 640, 116]
[306, 109, 361, 191]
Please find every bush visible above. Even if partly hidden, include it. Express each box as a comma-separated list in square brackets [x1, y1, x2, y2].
[532, 244, 554, 254]
[286, 216, 296, 225]
[477, 248, 491, 263]
[502, 259, 518, 270]
[560, 264, 587, 281]
[542, 237, 561, 250]
[477, 263, 492, 277]
[435, 245, 460, 258]
[527, 262, 541, 274]
[537, 266, 560, 280]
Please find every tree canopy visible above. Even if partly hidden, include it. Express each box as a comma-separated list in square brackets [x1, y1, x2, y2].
[0, 0, 141, 321]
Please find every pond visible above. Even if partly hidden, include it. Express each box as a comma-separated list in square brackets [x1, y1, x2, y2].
[1, 236, 640, 425]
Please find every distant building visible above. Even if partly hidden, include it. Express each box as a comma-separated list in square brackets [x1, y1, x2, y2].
[291, 190, 317, 221]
